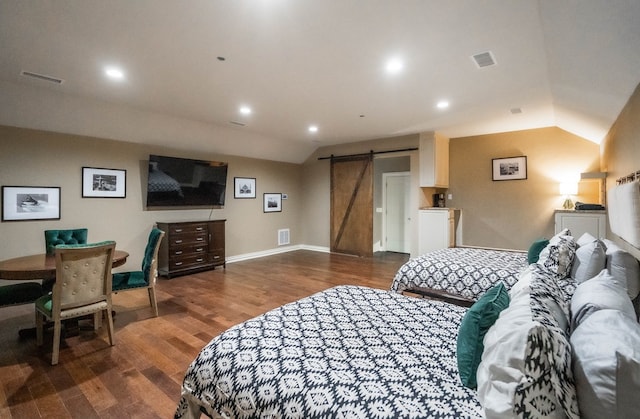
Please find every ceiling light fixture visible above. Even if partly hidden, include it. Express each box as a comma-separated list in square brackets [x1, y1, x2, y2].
[437, 100, 450, 109]
[385, 58, 404, 74]
[104, 66, 125, 80]
[239, 106, 252, 115]
[308, 125, 318, 133]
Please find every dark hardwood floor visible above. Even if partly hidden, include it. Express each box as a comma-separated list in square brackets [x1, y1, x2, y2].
[0, 250, 409, 418]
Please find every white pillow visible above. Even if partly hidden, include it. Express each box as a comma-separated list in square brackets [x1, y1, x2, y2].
[570, 239, 607, 284]
[577, 232, 598, 247]
[602, 239, 640, 299]
[571, 309, 640, 419]
[570, 269, 635, 330]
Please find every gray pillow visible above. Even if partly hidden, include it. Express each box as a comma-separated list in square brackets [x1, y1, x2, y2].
[603, 239, 640, 299]
[570, 239, 606, 284]
[570, 269, 635, 330]
[570, 309, 640, 419]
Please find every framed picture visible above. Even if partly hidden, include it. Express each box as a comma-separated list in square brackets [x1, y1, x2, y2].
[492, 156, 527, 181]
[82, 167, 126, 198]
[2, 186, 61, 221]
[263, 193, 282, 213]
[234, 177, 256, 199]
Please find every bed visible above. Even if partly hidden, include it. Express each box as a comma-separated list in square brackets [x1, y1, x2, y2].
[175, 285, 483, 418]
[390, 247, 528, 305]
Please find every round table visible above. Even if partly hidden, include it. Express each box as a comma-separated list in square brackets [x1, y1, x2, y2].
[0, 250, 129, 280]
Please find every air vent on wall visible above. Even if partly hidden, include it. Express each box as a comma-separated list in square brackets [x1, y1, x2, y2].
[21, 70, 64, 84]
[471, 51, 496, 68]
[229, 120, 246, 127]
[278, 228, 290, 246]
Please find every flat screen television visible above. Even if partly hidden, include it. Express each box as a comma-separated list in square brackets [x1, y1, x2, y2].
[146, 154, 228, 208]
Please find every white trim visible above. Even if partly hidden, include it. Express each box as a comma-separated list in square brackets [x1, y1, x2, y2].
[226, 244, 331, 264]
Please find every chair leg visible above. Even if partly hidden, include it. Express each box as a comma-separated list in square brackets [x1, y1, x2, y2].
[35, 312, 44, 346]
[93, 312, 102, 330]
[105, 308, 115, 346]
[148, 287, 159, 317]
[52, 319, 62, 365]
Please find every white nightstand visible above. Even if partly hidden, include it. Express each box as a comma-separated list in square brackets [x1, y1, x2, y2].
[554, 209, 607, 239]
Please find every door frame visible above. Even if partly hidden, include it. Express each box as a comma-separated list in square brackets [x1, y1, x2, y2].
[382, 171, 411, 253]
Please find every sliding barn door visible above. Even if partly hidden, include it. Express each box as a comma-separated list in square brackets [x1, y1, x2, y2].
[330, 155, 373, 257]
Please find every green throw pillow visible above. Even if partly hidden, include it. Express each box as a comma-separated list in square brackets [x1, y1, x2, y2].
[527, 238, 549, 264]
[456, 282, 510, 388]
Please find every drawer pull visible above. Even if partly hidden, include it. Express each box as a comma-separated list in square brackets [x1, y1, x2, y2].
[196, 237, 204, 241]
[196, 258, 203, 262]
[175, 239, 183, 244]
[213, 255, 220, 259]
[196, 248, 203, 252]
[175, 262, 183, 266]
[175, 250, 183, 255]
[196, 227, 204, 231]
[175, 229, 183, 233]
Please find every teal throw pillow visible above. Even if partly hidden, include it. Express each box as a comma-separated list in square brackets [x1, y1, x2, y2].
[456, 282, 510, 388]
[528, 238, 549, 264]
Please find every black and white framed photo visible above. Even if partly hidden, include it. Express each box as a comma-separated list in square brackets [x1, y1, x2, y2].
[2, 186, 61, 221]
[492, 156, 527, 181]
[234, 177, 256, 199]
[82, 167, 126, 198]
[263, 193, 282, 213]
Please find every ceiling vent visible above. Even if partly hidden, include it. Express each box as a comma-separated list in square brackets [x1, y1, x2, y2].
[471, 51, 496, 68]
[229, 120, 246, 127]
[510, 107, 523, 114]
[21, 70, 64, 84]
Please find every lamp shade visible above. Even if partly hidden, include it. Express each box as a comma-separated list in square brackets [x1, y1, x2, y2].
[559, 182, 578, 196]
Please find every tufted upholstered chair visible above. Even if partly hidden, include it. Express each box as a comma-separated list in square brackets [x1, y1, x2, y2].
[43, 229, 88, 294]
[112, 228, 165, 317]
[35, 241, 116, 365]
[0, 282, 44, 308]
[44, 228, 88, 255]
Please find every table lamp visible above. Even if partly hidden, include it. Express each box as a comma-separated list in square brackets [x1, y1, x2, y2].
[560, 182, 578, 209]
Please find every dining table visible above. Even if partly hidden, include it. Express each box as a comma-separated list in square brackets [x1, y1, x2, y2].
[0, 250, 129, 338]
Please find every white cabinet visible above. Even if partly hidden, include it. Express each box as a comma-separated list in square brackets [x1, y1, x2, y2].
[419, 209, 457, 254]
[554, 210, 607, 239]
[419, 132, 449, 188]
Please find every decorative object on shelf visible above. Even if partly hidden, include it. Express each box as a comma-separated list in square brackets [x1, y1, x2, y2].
[559, 182, 578, 209]
[1, 186, 61, 221]
[234, 177, 256, 199]
[263, 193, 282, 213]
[82, 167, 126, 198]
[492, 156, 527, 181]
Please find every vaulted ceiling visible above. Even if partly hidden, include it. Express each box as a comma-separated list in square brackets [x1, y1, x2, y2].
[1, 1, 639, 163]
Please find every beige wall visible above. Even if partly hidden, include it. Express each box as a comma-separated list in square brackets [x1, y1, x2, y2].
[601, 82, 640, 259]
[0, 126, 302, 271]
[449, 127, 601, 249]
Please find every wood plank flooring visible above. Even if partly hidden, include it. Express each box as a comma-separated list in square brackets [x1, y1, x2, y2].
[0, 250, 408, 418]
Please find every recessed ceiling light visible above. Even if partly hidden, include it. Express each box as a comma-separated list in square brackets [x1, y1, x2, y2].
[308, 125, 318, 133]
[104, 66, 125, 80]
[239, 106, 252, 115]
[436, 100, 450, 109]
[385, 58, 404, 74]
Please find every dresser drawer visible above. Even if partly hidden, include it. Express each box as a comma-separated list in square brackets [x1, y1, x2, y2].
[167, 254, 210, 271]
[168, 244, 208, 260]
[209, 248, 225, 265]
[167, 232, 208, 248]
[166, 222, 208, 236]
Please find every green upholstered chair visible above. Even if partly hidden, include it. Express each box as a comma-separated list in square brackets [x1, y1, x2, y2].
[0, 282, 45, 308]
[44, 228, 88, 255]
[35, 241, 116, 365]
[112, 228, 165, 317]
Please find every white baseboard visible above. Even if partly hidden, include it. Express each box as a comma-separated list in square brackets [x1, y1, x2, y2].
[226, 244, 331, 264]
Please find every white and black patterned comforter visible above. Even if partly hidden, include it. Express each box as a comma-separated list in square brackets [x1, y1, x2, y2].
[391, 247, 528, 301]
[175, 285, 482, 419]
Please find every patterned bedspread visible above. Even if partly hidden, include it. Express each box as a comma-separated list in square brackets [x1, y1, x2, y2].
[175, 286, 482, 419]
[391, 247, 528, 301]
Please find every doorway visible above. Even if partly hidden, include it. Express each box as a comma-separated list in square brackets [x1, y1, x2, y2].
[383, 172, 411, 253]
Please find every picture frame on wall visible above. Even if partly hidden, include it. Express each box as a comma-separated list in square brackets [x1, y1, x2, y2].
[82, 167, 126, 198]
[263, 193, 282, 212]
[234, 177, 256, 199]
[2, 186, 61, 221]
[492, 156, 527, 181]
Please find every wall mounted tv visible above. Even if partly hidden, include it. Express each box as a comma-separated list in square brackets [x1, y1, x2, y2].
[146, 154, 228, 208]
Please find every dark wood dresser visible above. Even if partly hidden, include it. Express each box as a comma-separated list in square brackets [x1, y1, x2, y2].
[156, 220, 226, 278]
